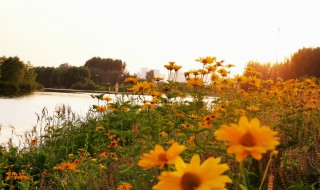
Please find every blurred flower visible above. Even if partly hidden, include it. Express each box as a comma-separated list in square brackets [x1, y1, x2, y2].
[173, 65, 182, 72]
[164, 64, 174, 71]
[57, 162, 77, 170]
[96, 106, 106, 112]
[196, 56, 216, 65]
[142, 103, 156, 110]
[103, 96, 112, 102]
[153, 154, 232, 190]
[246, 106, 259, 111]
[5, 171, 18, 181]
[214, 116, 279, 162]
[117, 182, 133, 190]
[187, 78, 204, 87]
[124, 77, 139, 84]
[138, 142, 186, 169]
[96, 126, 105, 131]
[128, 81, 150, 93]
[153, 77, 164, 82]
[160, 131, 168, 137]
[234, 109, 247, 115]
[31, 139, 37, 146]
[99, 152, 109, 158]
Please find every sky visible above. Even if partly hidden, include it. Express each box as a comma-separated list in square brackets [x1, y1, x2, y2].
[1, 0, 320, 77]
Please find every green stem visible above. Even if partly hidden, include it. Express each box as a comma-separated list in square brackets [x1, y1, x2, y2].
[258, 154, 273, 190]
[239, 162, 248, 189]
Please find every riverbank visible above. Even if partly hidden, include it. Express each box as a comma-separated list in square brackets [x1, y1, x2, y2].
[43, 88, 131, 94]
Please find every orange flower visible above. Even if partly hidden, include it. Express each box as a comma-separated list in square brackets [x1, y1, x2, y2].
[96, 106, 107, 112]
[117, 182, 132, 190]
[172, 65, 182, 71]
[5, 171, 18, 181]
[96, 126, 105, 131]
[138, 142, 186, 169]
[57, 162, 77, 170]
[102, 96, 112, 102]
[214, 116, 279, 162]
[124, 77, 139, 84]
[187, 78, 204, 87]
[196, 56, 216, 65]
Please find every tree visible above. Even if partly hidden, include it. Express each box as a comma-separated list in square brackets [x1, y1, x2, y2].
[290, 47, 320, 78]
[0, 56, 25, 84]
[34, 67, 55, 88]
[84, 57, 128, 86]
[145, 70, 154, 81]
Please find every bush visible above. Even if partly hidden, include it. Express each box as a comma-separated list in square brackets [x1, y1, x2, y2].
[19, 83, 32, 92]
[71, 79, 97, 90]
[0, 81, 19, 95]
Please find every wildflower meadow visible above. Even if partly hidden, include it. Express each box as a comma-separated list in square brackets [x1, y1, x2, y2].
[1, 56, 319, 190]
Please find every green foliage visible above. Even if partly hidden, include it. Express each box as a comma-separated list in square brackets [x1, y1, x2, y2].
[0, 56, 42, 96]
[84, 57, 128, 86]
[0, 56, 25, 84]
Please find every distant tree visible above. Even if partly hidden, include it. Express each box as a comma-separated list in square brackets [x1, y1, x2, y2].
[244, 47, 320, 81]
[84, 57, 128, 86]
[145, 70, 154, 81]
[290, 47, 320, 78]
[244, 61, 271, 80]
[58, 66, 90, 88]
[0, 56, 25, 84]
[34, 66, 55, 88]
[23, 61, 37, 83]
[35, 65, 91, 88]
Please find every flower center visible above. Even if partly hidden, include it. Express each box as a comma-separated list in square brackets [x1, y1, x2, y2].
[239, 132, 256, 147]
[158, 153, 168, 163]
[181, 172, 201, 190]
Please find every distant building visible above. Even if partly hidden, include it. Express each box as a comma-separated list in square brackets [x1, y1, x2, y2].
[136, 67, 165, 80]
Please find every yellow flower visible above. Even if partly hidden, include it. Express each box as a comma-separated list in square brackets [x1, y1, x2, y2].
[214, 116, 280, 162]
[153, 154, 232, 190]
[128, 81, 150, 93]
[138, 142, 186, 169]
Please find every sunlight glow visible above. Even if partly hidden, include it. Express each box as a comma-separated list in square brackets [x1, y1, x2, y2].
[0, 0, 319, 76]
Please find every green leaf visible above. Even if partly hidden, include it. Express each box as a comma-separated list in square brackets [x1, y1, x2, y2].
[239, 184, 248, 190]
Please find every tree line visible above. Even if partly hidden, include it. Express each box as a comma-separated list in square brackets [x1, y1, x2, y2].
[244, 47, 320, 80]
[0, 56, 134, 95]
[34, 57, 131, 90]
[0, 56, 42, 95]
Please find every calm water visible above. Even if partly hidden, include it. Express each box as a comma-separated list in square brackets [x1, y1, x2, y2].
[0, 91, 119, 146]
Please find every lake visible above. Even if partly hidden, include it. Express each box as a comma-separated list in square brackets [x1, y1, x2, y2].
[0, 91, 130, 146]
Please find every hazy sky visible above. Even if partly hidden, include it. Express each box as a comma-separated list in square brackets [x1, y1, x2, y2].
[1, 0, 319, 76]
